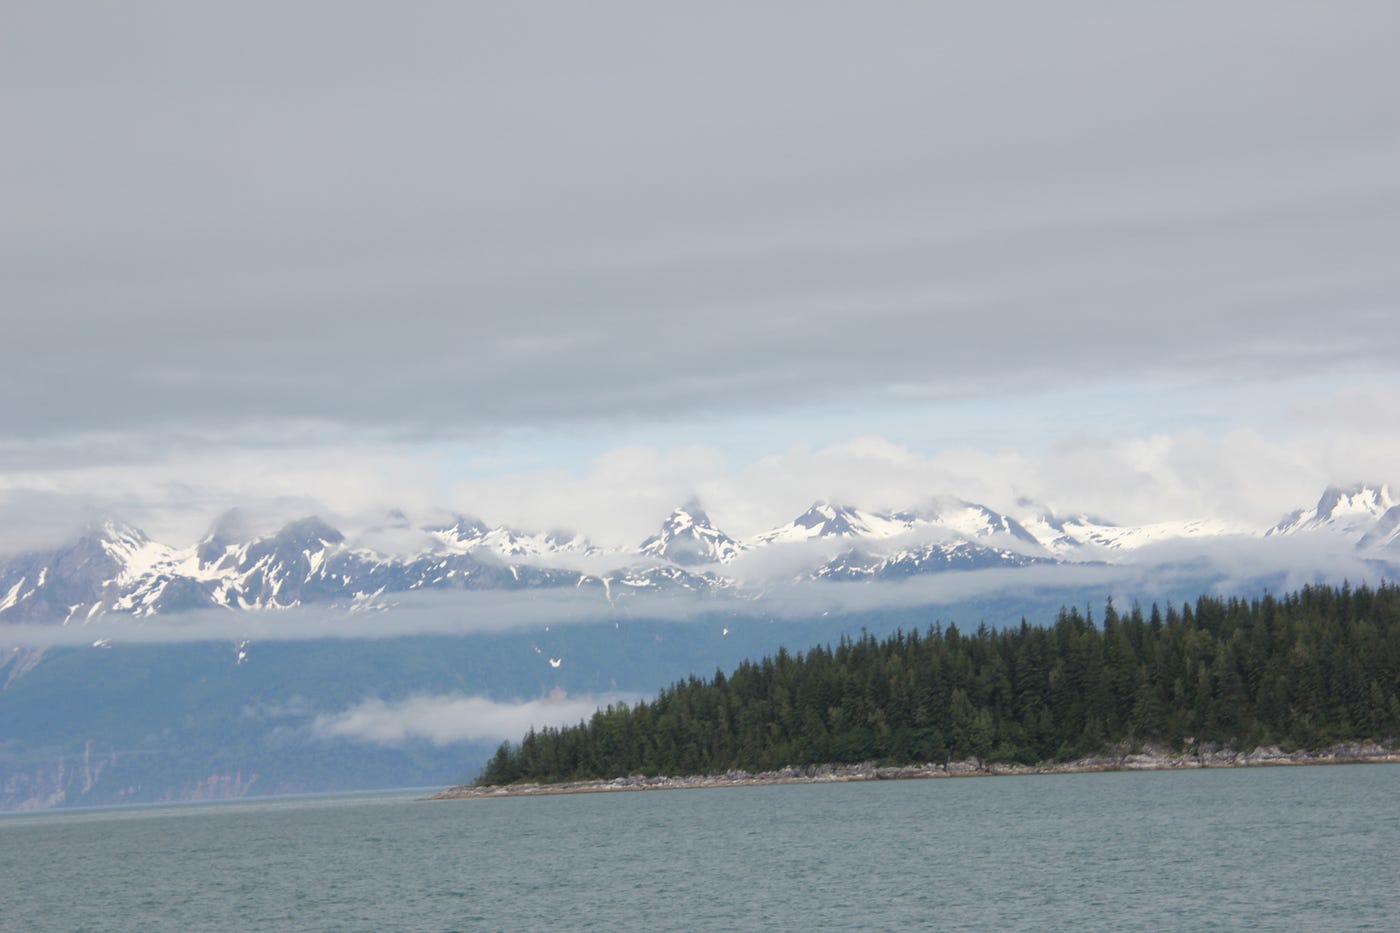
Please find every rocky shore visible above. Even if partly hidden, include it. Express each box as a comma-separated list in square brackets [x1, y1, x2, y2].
[430, 741, 1400, 800]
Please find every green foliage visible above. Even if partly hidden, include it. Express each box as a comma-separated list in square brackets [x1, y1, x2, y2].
[477, 583, 1400, 785]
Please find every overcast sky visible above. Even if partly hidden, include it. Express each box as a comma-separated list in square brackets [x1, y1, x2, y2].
[2, 2, 1398, 550]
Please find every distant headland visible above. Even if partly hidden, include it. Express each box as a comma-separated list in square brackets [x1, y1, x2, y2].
[437, 583, 1400, 800]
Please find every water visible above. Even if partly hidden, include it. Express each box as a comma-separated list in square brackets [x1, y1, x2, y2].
[2, 765, 1397, 931]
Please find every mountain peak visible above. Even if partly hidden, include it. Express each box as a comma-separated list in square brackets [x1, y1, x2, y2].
[1316, 483, 1392, 519]
[754, 502, 910, 546]
[64, 516, 155, 570]
[662, 503, 714, 530]
[639, 504, 741, 565]
[895, 498, 1045, 551]
[1269, 483, 1394, 537]
[203, 507, 248, 538]
[197, 508, 251, 564]
[272, 516, 345, 549]
[438, 514, 490, 539]
[76, 515, 148, 546]
[794, 501, 859, 532]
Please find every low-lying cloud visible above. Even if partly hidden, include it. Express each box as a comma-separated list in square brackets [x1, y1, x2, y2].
[312, 690, 642, 746]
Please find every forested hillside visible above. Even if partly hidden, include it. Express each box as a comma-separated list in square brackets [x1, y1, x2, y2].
[479, 583, 1400, 785]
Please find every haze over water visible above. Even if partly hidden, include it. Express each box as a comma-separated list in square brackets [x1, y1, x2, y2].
[3, 765, 1396, 931]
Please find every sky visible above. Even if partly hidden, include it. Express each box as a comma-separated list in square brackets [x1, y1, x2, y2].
[3, 1, 1399, 553]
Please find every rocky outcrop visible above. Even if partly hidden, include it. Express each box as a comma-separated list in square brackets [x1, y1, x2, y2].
[1, 646, 45, 690]
[432, 741, 1400, 800]
[1066, 740, 1400, 771]
[170, 771, 260, 802]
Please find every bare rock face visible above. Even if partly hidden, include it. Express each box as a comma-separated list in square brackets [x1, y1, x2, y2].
[0, 740, 120, 812]
[0, 742, 271, 811]
[176, 771, 260, 802]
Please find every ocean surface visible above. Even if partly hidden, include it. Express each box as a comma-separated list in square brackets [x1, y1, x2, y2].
[2, 764, 1397, 931]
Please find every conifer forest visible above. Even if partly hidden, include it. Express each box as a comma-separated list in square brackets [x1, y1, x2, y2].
[479, 583, 1400, 785]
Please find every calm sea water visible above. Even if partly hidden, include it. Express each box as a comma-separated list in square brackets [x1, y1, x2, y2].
[2, 765, 1397, 931]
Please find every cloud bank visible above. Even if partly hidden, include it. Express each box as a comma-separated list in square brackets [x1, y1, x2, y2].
[5, 386, 1399, 555]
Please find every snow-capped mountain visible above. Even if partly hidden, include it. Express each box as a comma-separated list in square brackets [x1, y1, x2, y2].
[753, 502, 913, 545]
[0, 509, 726, 626]
[753, 499, 1054, 554]
[3, 483, 1398, 627]
[816, 541, 1050, 580]
[639, 505, 743, 565]
[427, 515, 603, 561]
[747, 499, 1059, 580]
[895, 499, 1046, 552]
[1267, 484, 1395, 538]
[0, 519, 141, 624]
[1014, 509, 1251, 557]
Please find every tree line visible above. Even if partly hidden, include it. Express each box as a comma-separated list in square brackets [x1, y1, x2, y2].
[477, 582, 1400, 785]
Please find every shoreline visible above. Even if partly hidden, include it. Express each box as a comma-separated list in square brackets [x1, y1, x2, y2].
[430, 740, 1400, 800]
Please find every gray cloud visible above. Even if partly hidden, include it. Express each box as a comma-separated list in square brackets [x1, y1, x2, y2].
[3, 2, 1397, 455]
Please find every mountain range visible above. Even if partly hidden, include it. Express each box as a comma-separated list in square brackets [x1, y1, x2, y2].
[2, 484, 1396, 628]
[2, 483, 1396, 812]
